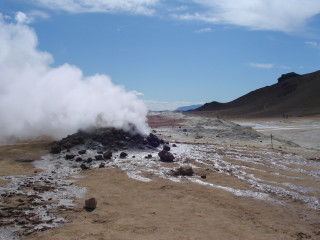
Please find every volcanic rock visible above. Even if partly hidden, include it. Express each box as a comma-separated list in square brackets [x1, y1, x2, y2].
[99, 162, 105, 168]
[147, 133, 162, 148]
[86, 157, 93, 163]
[158, 150, 175, 162]
[75, 157, 83, 162]
[78, 150, 86, 155]
[51, 144, 61, 154]
[103, 151, 112, 160]
[120, 152, 128, 159]
[163, 145, 171, 151]
[52, 128, 163, 151]
[65, 154, 76, 160]
[85, 198, 97, 210]
[80, 163, 90, 170]
[95, 155, 104, 160]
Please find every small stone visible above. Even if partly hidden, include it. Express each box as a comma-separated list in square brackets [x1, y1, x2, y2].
[103, 151, 112, 160]
[163, 145, 170, 151]
[201, 174, 207, 179]
[65, 154, 76, 160]
[78, 150, 86, 155]
[95, 155, 104, 160]
[85, 198, 97, 210]
[99, 162, 105, 168]
[120, 152, 128, 158]
[172, 144, 177, 147]
[86, 157, 93, 163]
[75, 157, 83, 162]
[158, 150, 174, 162]
[80, 163, 90, 170]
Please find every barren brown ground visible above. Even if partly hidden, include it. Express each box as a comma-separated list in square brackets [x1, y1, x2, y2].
[25, 168, 320, 240]
[0, 140, 52, 177]
[1, 113, 320, 240]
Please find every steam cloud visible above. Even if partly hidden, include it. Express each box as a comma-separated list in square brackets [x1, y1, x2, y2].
[0, 14, 150, 142]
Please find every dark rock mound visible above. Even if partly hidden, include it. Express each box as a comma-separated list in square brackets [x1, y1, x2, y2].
[147, 133, 164, 148]
[51, 144, 61, 154]
[158, 150, 175, 162]
[51, 128, 164, 152]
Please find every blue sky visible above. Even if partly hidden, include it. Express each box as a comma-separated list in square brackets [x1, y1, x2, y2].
[1, 0, 320, 110]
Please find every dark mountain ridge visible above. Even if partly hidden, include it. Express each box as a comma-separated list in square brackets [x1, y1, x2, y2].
[194, 70, 320, 117]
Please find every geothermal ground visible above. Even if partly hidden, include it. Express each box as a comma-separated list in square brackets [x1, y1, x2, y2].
[1, 112, 320, 240]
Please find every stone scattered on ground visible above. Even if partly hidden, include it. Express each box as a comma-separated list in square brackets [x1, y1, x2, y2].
[78, 150, 86, 155]
[120, 152, 128, 159]
[94, 155, 104, 160]
[65, 154, 76, 160]
[158, 150, 175, 162]
[85, 198, 97, 210]
[103, 151, 112, 160]
[80, 163, 90, 170]
[163, 145, 171, 151]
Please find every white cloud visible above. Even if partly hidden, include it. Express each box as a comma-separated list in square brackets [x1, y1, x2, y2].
[34, 0, 159, 15]
[173, 0, 320, 32]
[131, 90, 144, 96]
[29, 10, 50, 21]
[0, 14, 149, 142]
[249, 63, 274, 69]
[29, 0, 320, 33]
[14, 11, 50, 24]
[195, 27, 212, 33]
[15, 11, 30, 24]
[305, 41, 319, 49]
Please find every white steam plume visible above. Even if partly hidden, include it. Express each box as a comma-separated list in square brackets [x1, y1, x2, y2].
[0, 14, 150, 142]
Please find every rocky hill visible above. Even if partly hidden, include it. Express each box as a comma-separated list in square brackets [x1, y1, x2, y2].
[194, 71, 320, 118]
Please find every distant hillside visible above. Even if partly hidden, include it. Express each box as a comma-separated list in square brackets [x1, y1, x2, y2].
[176, 104, 203, 112]
[194, 71, 320, 118]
